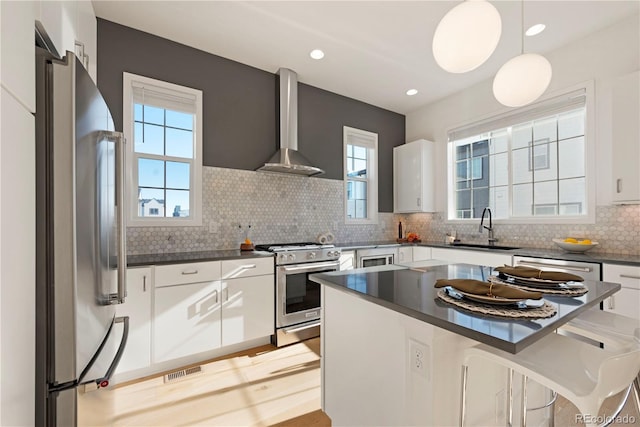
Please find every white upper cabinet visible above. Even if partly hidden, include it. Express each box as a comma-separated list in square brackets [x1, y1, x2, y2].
[75, 0, 97, 81]
[611, 71, 640, 204]
[1, 1, 37, 112]
[37, 0, 97, 82]
[394, 140, 435, 213]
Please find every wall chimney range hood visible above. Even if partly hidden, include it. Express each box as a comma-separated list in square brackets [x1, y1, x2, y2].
[257, 68, 324, 176]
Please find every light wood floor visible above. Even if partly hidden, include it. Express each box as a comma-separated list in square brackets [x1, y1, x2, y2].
[79, 337, 638, 427]
[79, 338, 330, 426]
[555, 388, 639, 427]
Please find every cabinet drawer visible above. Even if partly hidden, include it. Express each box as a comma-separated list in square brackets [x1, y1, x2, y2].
[155, 261, 221, 287]
[603, 263, 640, 291]
[221, 257, 274, 279]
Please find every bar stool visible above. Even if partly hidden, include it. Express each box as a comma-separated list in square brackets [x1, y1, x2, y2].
[560, 309, 640, 415]
[460, 332, 640, 427]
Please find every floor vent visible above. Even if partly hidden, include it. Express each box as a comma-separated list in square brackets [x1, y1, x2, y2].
[163, 366, 203, 383]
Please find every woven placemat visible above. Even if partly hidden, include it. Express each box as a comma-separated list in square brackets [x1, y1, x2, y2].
[436, 289, 558, 319]
[489, 276, 589, 297]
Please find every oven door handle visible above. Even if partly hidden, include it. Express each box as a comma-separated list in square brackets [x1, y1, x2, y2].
[282, 320, 321, 334]
[282, 261, 340, 273]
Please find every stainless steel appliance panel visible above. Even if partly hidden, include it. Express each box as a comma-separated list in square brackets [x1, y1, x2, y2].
[357, 247, 398, 268]
[276, 260, 339, 328]
[36, 50, 129, 426]
[512, 256, 601, 281]
[52, 54, 118, 384]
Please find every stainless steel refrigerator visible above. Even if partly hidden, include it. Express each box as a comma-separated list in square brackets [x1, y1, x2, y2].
[35, 49, 129, 426]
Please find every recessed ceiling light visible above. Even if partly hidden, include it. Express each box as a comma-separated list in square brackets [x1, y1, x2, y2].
[310, 49, 325, 60]
[526, 24, 546, 36]
[406, 89, 418, 96]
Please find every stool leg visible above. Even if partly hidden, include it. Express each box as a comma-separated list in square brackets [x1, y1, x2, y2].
[507, 368, 514, 427]
[521, 375, 528, 427]
[632, 374, 640, 413]
[460, 365, 469, 427]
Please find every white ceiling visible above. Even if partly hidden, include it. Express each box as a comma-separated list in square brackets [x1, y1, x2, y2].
[92, 1, 639, 115]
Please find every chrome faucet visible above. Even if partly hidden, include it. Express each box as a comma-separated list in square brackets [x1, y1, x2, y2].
[479, 207, 497, 246]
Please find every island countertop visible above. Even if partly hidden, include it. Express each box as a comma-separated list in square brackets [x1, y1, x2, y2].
[311, 263, 621, 353]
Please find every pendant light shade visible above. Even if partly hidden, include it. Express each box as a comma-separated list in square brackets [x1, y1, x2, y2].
[432, 0, 502, 73]
[492, 53, 552, 108]
[492, 0, 552, 107]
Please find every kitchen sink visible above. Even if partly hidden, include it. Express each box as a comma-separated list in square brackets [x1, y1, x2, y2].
[449, 243, 519, 250]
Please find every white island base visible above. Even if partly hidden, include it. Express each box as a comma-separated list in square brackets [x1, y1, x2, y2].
[321, 285, 553, 426]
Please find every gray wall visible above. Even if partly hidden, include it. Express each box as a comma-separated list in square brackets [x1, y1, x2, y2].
[97, 19, 405, 212]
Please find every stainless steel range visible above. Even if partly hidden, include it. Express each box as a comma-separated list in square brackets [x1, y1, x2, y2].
[255, 242, 341, 346]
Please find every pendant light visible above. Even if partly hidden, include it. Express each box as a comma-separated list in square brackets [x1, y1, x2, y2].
[492, 0, 552, 107]
[432, 0, 502, 74]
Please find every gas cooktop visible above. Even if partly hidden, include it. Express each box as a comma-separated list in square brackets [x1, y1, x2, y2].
[255, 242, 335, 252]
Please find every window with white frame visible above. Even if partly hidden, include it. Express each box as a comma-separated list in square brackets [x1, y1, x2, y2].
[344, 126, 378, 223]
[448, 86, 593, 222]
[123, 73, 203, 226]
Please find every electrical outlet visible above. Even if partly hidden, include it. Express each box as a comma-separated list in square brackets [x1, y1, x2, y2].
[409, 339, 429, 379]
[208, 221, 219, 234]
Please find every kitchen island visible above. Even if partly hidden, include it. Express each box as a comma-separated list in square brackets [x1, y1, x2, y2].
[310, 263, 621, 426]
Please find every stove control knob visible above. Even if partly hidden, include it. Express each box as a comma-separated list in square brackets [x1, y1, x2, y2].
[288, 254, 296, 262]
[308, 252, 316, 260]
[279, 253, 286, 262]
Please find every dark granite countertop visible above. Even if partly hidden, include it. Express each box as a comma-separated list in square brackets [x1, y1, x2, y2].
[336, 240, 640, 266]
[127, 250, 274, 267]
[126, 240, 638, 268]
[310, 263, 621, 354]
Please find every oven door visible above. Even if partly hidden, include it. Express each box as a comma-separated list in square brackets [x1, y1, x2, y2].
[276, 260, 339, 328]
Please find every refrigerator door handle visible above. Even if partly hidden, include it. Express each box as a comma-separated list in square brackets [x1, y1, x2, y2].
[93, 316, 129, 389]
[103, 131, 128, 304]
[49, 316, 129, 393]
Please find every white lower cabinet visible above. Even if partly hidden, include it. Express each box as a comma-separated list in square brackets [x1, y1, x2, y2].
[397, 246, 432, 264]
[115, 267, 152, 374]
[154, 280, 222, 363]
[431, 247, 512, 268]
[398, 247, 413, 263]
[413, 246, 432, 262]
[222, 275, 274, 346]
[339, 250, 355, 270]
[145, 257, 274, 367]
[602, 263, 640, 320]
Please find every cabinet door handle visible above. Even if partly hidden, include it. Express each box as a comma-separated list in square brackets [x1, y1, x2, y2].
[608, 295, 615, 310]
[213, 289, 218, 303]
[181, 270, 199, 275]
[616, 178, 622, 193]
[223, 288, 229, 302]
[620, 274, 640, 280]
[417, 197, 421, 207]
[241, 264, 257, 270]
[143, 275, 146, 292]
